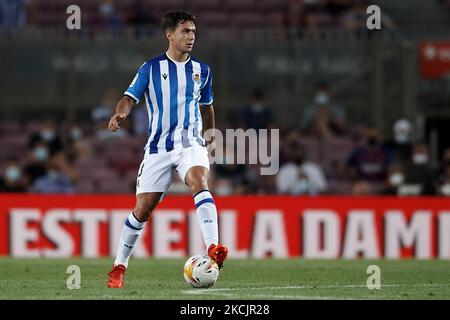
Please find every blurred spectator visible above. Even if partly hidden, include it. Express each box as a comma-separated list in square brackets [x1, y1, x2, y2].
[276, 131, 327, 195]
[28, 118, 63, 156]
[301, 82, 347, 137]
[29, 153, 77, 194]
[346, 127, 393, 182]
[271, 11, 289, 40]
[287, 0, 303, 37]
[435, 162, 450, 196]
[214, 138, 250, 192]
[213, 178, 234, 196]
[92, 88, 129, 139]
[301, 0, 328, 36]
[380, 163, 405, 195]
[434, 148, 450, 196]
[0, 0, 28, 29]
[401, 142, 435, 195]
[24, 141, 50, 184]
[351, 180, 372, 195]
[92, 88, 116, 124]
[124, 0, 156, 27]
[0, 158, 27, 192]
[93, 0, 124, 29]
[238, 89, 273, 131]
[64, 124, 92, 163]
[131, 105, 149, 136]
[384, 118, 413, 165]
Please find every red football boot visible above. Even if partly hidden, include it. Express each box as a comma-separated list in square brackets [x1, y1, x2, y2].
[208, 244, 228, 269]
[107, 264, 126, 288]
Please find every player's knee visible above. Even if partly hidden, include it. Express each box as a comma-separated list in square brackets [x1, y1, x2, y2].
[133, 202, 156, 221]
[187, 176, 209, 194]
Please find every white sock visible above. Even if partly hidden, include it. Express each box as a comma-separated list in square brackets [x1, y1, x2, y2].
[114, 212, 147, 268]
[193, 190, 219, 249]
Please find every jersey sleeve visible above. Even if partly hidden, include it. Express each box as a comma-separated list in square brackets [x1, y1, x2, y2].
[199, 67, 214, 106]
[124, 62, 150, 104]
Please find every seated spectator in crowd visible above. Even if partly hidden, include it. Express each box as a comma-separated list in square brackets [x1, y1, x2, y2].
[29, 153, 78, 194]
[213, 178, 235, 196]
[63, 124, 92, 163]
[92, 88, 129, 139]
[401, 142, 435, 195]
[238, 89, 274, 131]
[24, 141, 50, 184]
[434, 148, 450, 196]
[301, 82, 347, 137]
[123, 0, 158, 37]
[213, 138, 248, 189]
[0, 0, 28, 30]
[384, 118, 413, 165]
[0, 158, 27, 192]
[380, 163, 405, 195]
[131, 104, 149, 136]
[276, 132, 327, 195]
[351, 180, 372, 195]
[28, 118, 62, 156]
[92, 0, 124, 30]
[346, 127, 393, 182]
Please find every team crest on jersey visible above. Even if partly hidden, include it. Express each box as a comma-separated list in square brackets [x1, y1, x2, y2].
[193, 73, 201, 82]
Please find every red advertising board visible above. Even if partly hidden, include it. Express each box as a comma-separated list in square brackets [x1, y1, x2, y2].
[420, 42, 450, 79]
[0, 194, 449, 259]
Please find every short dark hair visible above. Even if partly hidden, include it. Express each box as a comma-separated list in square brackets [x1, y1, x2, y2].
[162, 11, 196, 32]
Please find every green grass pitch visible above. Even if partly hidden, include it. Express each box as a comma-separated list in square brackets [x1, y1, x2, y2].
[0, 258, 449, 300]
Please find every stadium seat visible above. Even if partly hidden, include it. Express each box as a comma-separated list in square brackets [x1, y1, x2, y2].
[97, 177, 131, 193]
[299, 137, 321, 163]
[225, 0, 256, 11]
[0, 122, 22, 135]
[191, 0, 222, 11]
[231, 12, 267, 28]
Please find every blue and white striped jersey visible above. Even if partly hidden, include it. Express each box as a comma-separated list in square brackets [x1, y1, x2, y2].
[124, 53, 214, 154]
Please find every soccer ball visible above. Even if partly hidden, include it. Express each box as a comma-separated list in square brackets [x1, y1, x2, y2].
[183, 254, 219, 288]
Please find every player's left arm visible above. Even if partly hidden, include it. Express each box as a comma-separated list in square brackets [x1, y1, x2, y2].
[199, 66, 215, 147]
[200, 104, 215, 147]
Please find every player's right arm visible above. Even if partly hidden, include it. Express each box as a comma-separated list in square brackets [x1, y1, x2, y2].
[108, 61, 150, 132]
[108, 96, 135, 132]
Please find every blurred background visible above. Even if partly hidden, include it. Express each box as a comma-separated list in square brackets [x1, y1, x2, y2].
[0, 0, 450, 197]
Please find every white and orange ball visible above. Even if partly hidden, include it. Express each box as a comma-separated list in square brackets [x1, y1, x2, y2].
[183, 254, 219, 288]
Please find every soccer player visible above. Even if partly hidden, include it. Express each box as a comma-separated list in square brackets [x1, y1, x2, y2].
[107, 11, 228, 288]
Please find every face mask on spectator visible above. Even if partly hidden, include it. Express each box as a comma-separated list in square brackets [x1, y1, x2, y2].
[47, 169, 60, 180]
[389, 172, 404, 187]
[393, 119, 412, 144]
[413, 153, 428, 165]
[5, 166, 21, 182]
[40, 129, 55, 142]
[394, 131, 410, 144]
[100, 3, 113, 16]
[293, 178, 309, 194]
[70, 128, 83, 140]
[251, 103, 264, 113]
[215, 185, 233, 196]
[441, 183, 450, 196]
[34, 147, 49, 162]
[315, 92, 329, 106]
